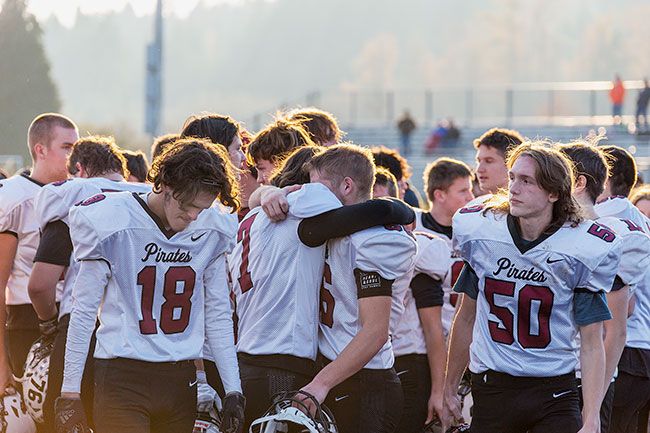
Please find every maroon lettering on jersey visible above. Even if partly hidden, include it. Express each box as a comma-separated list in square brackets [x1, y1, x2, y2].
[622, 219, 644, 233]
[459, 204, 484, 214]
[76, 193, 106, 207]
[53, 179, 73, 187]
[383, 224, 404, 232]
[237, 213, 259, 294]
[587, 223, 616, 243]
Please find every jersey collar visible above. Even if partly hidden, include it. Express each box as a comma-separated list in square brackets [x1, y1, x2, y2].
[421, 211, 452, 239]
[506, 214, 562, 254]
[20, 172, 45, 187]
[132, 192, 176, 239]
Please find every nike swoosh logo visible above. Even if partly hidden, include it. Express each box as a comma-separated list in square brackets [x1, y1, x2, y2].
[546, 257, 563, 264]
[189, 380, 198, 387]
[552, 390, 572, 398]
[334, 395, 349, 402]
[191, 232, 207, 242]
[396, 370, 409, 376]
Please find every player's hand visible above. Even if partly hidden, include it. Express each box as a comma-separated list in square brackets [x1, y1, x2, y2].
[577, 413, 600, 433]
[295, 381, 329, 417]
[55, 396, 91, 433]
[260, 185, 301, 222]
[0, 360, 16, 394]
[221, 391, 245, 433]
[425, 389, 444, 424]
[441, 391, 463, 433]
[196, 370, 217, 413]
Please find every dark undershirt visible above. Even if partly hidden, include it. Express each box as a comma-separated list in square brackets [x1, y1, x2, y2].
[421, 211, 452, 239]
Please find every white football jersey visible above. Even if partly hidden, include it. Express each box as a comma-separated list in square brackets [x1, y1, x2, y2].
[414, 209, 461, 335]
[453, 206, 621, 377]
[68, 191, 236, 363]
[35, 177, 151, 318]
[392, 231, 450, 356]
[230, 183, 341, 360]
[595, 196, 650, 349]
[318, 225, 417, 369]
[0, 174, 46, 305]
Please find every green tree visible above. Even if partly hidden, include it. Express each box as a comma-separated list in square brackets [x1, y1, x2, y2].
[0, 0, 60, 160]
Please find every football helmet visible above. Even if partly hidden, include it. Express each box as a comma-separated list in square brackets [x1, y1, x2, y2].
[193, 400, 223, 433]
[249, 390, 337, 433]
[19, 336, 53, 423]
[0, 390, 37, 433]
[422, 419, 470, 433]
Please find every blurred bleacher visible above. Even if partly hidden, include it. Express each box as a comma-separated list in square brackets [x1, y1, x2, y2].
[344, 124, 650, 194]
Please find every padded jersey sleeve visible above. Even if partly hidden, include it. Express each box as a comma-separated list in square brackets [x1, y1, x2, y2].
[414, 233, 451, 281]
[597, 216, 650, 288]
[68, 202, 107, 262]
[203, 253, 241, 394]
[286, 183, 342, 219]
[575, 238, 622, 294]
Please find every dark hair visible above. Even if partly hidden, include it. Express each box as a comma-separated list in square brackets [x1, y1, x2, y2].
[374, 167, 399, 198]
[28, 113, 78, 158]
[151, 133, 180, 161]
[487, 141, 583, 229]
[473, 128, 524, 157]
[122, 150, 150, 183]
[371, 146, 411, 181]
[423, 157, 473, 203]
[558, 142, 609, 203]
[600, 145, 637, 197]
[180, 113, 241, 152]
[67, 136, 128, 178]
[305, 144, 376, 199]
[270, 146, 324, 188]
[147, 138, 239, 211]
[286, 107, 342, 145]
[247, 119, 315, 164]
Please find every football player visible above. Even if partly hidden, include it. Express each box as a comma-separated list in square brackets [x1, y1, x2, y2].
[296, 144, 417, 433]
[55, 139, 244, 433]
[374, 168, 450, 433]
[150, 133, 180, 161]
[371, 146, 422, 207]
[285, 107, 342, 147]
[122, 149, 149, 183]
[560, 142, 650, 433]
[416, 158, 474, 336]
[0, 113, 78, 389]
[443, 142, 620, 433]
[594, 146, 650, 433]
[247, 118, 315, 185]
[180, 113, 246, 169]
[28, 136, 150, 430]
[473, 127, 524, 199]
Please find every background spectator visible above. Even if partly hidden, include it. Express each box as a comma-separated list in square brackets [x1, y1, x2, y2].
[397, 110, 416, 156]
[636, 78, 650, 132]
[610, 74, 625, 125]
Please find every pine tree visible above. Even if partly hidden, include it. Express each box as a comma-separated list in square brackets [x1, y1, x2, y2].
[0, 0, 60, 160]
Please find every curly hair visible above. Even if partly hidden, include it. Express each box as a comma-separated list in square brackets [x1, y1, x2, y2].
[151, 133, 180, 161]
[371, 146, 411, 180]
[270, 146, 324, 188]
[630, 184, 650, 205]
[147, 138, 239, 212]
[67, 135, 128, 178]
[285, 107, 342, 145]
[247, 118, 315, 165]
[486, 141, 583, 229]
[180, 113, 242, 151]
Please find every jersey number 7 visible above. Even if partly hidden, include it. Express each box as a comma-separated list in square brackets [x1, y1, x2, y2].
[138, 266, 196, 335]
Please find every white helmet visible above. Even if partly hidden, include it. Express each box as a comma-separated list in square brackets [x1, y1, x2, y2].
[249, 390, 337, 433]
[193, 398, 223, 433]
[20, 337, 53, 423]
[0, 391, 37, 433]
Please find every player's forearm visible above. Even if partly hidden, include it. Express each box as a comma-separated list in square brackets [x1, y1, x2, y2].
[579, 322, 606, 428]
[421, 307, 446, 397]
[61, 260, 108, 393]
[444, 297, 475, 397]
[28, 263, 61, 320]
[248, 185, 274, 209]
[602, 288, 628, 392]
[313, 322, 388, 390]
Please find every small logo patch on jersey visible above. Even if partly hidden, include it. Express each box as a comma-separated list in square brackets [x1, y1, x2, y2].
[552, 390, 572, 398]
[191, 232, 207, 242]
[546, 257, 563, 264]
[359, 271, 382, 290]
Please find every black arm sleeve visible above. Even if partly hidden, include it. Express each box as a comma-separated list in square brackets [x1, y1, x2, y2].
[453, 262, 479, 300]
[410, 273, 444, 309]
[34, 220, 73, 266]
[297, 197, 416, 247]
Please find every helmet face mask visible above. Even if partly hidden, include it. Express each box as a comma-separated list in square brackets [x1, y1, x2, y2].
[193, 400, 223, 433]
[249, 390, 338, 433]
[0, 391, 37, 433]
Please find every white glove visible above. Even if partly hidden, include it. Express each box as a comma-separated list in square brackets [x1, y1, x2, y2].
[196, 370, 218, 413]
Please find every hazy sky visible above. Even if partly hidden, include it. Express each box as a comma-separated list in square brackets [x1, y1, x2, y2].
[26, 0, 245, 26]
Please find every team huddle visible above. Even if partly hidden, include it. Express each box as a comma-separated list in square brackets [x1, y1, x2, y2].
[0, 110, 649, 433]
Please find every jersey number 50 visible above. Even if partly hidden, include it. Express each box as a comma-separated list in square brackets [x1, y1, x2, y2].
[484, 277, 554, 349]
[137, 266, 195, 335]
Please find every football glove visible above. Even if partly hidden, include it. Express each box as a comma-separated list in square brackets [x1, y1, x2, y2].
[55, 397, 91, 433]
[221, 391, 245, 433]
[196, 370, 218, 413]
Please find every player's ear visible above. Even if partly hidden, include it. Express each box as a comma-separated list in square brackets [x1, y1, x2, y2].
[341, 176, 354, 197]
[548, 191, 559, 203]
[574, 174, 587, 194]
[433, 188, 445, 203]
